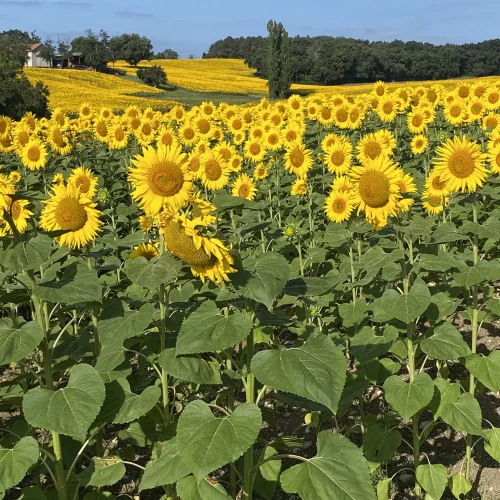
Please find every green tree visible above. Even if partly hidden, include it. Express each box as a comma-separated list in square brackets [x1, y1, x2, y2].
[71, 29, 111, 71]
[156, 48, 179, 59]
[266, 20, 292, 98]
[137, 65, 167, 87]
[39, 39, 55, 67]
[110, 33, 153, 66]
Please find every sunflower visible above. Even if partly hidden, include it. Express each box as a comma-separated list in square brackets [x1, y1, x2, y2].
[424, 170, 449, 197]
[13, 124, 32, 151]
[171, 105, 185, 121]
[321, 133, 346, 152]
[487, 145, 500, 174]
[324, 190, 355, 223]
[129, 144, 192, 216]
[407, 108, 428, 134]
[263, 128, 282, 151]
[9, 171, 21, 183]
[472, 81, 488, 98]
[0, 174, 15, 211]
[136, 120, 156, 146]
[40, 184, 102, 248]
[350, 157, 403, 221]
[230, 154, 243, 172]
[281, 123, 304, 145]
[332, 175, 353, 193]
[160, 211, 235, 283]
[0, 116, 12, 138]
[178, 122, 199, 147]
[109, 123, 129, 150]
[422, 192, 448, 215]
[190, 192, 217, 222]
[411, 135, 429, 155]
[200, 150, 231, 191]
[99, 107, 113, 121]
[288, 95, 304, 112]
[378, 130, 397, 152]
[232, 174, 257, 200]
[482, 113, 500, 133]
[317, 106, 334, 126]
[348, 105, 364, 129]
[2, 198, 33, 234]
[253, 163, 268, 180]
[200, 101, 216, 118]
[485, 87, 500, 110]
[373, 81, 387, 97]
[284, 141, 313, 176]
[444, 101, 467, 126]
[331, 104, 349, 129]
[21, 139, 47, 170]
[94, 120, 110, 143]
[432, 136, 488, 193]
[324, 142, 352, 175]
[307, 103, 319, 119]
[68, 167, 98, 198]
[194, 116, 213, 139]
[228, 116, 245, 135]
[357, 132, 389, 164]
[79, 102, 93, 119]
[290, 177, 308, 196]
[52, 173, 65, 186]
[467, 97, 486, 121]
[377, 97, 397, 122]
[47, 125, 72, 155]
[130, 242, 159, 260]
[244, 138, 266, 163]
[156, 126, 176, 147]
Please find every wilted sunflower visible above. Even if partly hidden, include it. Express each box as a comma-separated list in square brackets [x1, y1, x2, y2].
[411, 135, 429, 155]
[350, 157, 403, 221]
[290, 177, 308, 196]
[68, 167, 98, 198]
[324, 142, 352, 175]
[40, 184, 102, 248]
[21, 139, 47, 170]
[129, 143, 193, 216]
[160, 211, 235, 283]
[433, 136, 488, 192]
[324, 190, 355, 223]
[232, 174, 257, 200]
[129, 242, 159, 260]
[284, 141, 313, 176]
[253, 163, 268, 180]
[2, 198, 33, 234]
[200, 150, 231, 191]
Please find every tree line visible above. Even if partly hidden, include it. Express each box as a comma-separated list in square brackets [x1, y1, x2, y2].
[203, 34, 500, 85]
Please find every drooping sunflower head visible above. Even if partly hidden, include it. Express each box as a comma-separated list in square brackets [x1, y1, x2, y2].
[68, 167, 98, 198]
[432, 136, 488, 193]
[21, 139, 48, 170]
[324, 190, 355, 223]
[40, 183, 102, 248]
[232, 173, 257, 200]
[129, 242, 159, 260]
[128, 143, 193, 216]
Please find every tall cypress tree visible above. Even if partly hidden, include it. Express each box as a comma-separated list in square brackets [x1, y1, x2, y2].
[267, 20, 292, 98]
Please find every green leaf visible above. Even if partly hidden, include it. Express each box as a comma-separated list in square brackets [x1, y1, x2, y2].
[95, 346, 127, 376]
[0, 437, 39, 492]
[465, 352, 500, 391]
[429, 379, 461, 420]
[252, 335, 346, 414]
[98, 379, 161, 424]
[98, 301, 153, 347]
[420, 323, 471, 360]
[34, 263, 102, 305]
[283, 277, 333, 297]
[139, 438, 191, 490]
[177, 400, 261, 480]
[78, 456, 126, 487]
[427, 292, 459, 322]
[0, 321, 43, 365]
[3, 234, 53, 272]
[432, 222, 467, 243]
[176, 475, 232, 499]
[381, 281, 431, 323]
[351, 326, 398, 363]
[363, 424, 402, 472]
[419, 251, 457, 272]
[19, 486, 46, 500]
[338, 300, 368, 327]
[280, 431, 376, 500]
[124, 253, 182, 291]
[453, 265, 485, 288]
[383, 373, 434, 421]
[416, 464, 447, 500]
[484, 427, 500, 462]
[23, 364, 105, 438]
[254, 446, 281, 500]
[158, 349, 221, 385]
[440, 393, 483, 436]
[242, 252, 290, 310]
[448, 473, 472, 499]
[377, 478, 392, 500]
[176, 301, 251, 355]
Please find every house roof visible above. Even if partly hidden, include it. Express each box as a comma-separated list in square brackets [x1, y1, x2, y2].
[29, 43, 42, 52]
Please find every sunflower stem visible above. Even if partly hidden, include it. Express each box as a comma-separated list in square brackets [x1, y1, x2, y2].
[159, 283, 171, 426]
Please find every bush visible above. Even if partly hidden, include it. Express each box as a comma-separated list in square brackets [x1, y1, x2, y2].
[136, 65, 167, 87]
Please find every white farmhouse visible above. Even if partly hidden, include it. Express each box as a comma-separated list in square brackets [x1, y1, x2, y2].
[26, 43, 51, 68]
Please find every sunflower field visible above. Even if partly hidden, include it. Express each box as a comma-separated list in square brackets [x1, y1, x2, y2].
[1, 80, 500, 500]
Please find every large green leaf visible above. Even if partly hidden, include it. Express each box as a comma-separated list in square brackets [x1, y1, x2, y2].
[78, 457, 126, 487]
[0, 437, 39, 492]
[416, 464, 447, 500]
[453, 265, 486, 288]
[338, 300, 368, 327]
[241, 252, 290, 310]
[381, 281, 431, 323]
[280, 431, 376, 500]
[2, 234, 53, 272]
[34, 263, 102, 305]
[95, 346, 127, 376]
[97, 379, 160, 424]
[23, 364, 105, 438]
[158, 349, 221, 384]
[440, 393, 483, 435]
[176, 475, 232, 499]
[432, 222, 467, 244]
[139, 438, 192, 490]
[350, 326, 398, 363]
[484, 427, 500, 462]
[177, 400, 261, 480]
[176, 301, 251, 355]
[254, 446, 281, 500]
[0, 322, 43, 365]
[363, 424, 402, 472]
[98, 301, 153, 347]
[448, 473, 472, 499]
[124, 253, 182, 290]
[429, 378, 461, 420]
[465, 352, 500, 391]
[420, 322, 471, 360]
[383, 373, 434, 421]
[252, 335, 346, 414]
[283, 277, 333, 297]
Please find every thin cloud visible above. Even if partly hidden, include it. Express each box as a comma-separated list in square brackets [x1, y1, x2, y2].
[116, 10, 154, 18]
[0, 0, 90, 5]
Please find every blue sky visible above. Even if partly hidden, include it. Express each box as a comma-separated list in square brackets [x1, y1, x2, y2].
[0, 0, 498, 58]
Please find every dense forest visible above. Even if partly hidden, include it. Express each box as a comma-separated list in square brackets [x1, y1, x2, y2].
[203, 36, 500, 85]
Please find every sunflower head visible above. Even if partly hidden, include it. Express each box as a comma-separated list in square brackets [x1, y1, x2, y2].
[68, 167, 98, 198]
[129, 242, 159, 260]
